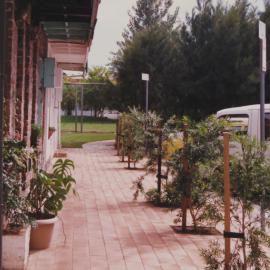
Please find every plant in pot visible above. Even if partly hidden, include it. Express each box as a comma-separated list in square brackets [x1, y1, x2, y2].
[27, 158, 76, 250]
[48, 126, 56, 139]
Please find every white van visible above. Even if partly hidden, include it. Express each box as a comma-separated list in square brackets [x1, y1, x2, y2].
[217, 104, 270, 141]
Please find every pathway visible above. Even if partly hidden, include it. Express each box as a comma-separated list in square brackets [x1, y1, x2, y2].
[27, 140, 220, 270]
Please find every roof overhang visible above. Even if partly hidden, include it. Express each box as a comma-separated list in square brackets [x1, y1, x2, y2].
[32, 0, 100, 71]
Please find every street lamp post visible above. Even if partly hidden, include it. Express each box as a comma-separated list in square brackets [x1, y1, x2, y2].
[142, 73, 150, 114]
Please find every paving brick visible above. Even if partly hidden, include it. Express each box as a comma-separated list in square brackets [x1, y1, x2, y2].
[27, 140, 218, 269]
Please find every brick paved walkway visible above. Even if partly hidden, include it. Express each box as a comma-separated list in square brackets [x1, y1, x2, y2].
[27, 140, 220, 270]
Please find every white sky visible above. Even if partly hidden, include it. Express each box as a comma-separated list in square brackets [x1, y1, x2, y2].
[88, 0, 264, 67]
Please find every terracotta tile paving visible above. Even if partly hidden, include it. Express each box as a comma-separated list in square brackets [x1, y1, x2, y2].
[27, 140, 222, 270]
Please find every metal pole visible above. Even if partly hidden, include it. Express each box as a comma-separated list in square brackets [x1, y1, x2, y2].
[157, 130, 162, 196]
[145, 80, 149, 114]
[0, 0, 6, 268]
[75, 88, 78, 132]
[224, 132, 231, 270]
[260, 37, 266, 231]
[260, 39, 265, 143]
[80, 85, 84, 133]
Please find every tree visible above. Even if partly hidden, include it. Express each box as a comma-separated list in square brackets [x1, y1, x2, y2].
[112, 0, 265, 120]
[111, 0, 180, 118]
[123, 0, 178, 40]
[62, 85, 76, 116]
[201, 135, 270, 270]
[179, 0, 259, 119]
[112, 23, 181, 117]
[84, 66, 119, 117]
[169, 115, 226, 231]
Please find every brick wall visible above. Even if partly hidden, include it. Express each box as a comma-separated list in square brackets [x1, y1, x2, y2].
[5, 0, 17, 137]
[4, 0, 47, 145]
[16, 19, 26, 140]
[23, 27, 34, 146]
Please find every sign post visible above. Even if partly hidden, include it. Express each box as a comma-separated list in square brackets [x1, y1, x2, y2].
[142, 73, 149, 114]
[259, 21, 266, 143]
[259, 20, 267, 230]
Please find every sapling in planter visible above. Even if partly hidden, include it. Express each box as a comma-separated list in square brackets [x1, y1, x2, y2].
[168, 116, 227, 232]
[201, 135, 270, 270]
[132, 111, 181, 206]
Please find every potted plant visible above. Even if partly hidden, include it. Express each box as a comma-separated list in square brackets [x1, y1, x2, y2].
[27, 158, 76, 250]
[48, 126, 56, 139]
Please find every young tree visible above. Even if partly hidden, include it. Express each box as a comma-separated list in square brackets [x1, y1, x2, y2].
[169, 116, 226, 231]
[202, 135, 270, 270]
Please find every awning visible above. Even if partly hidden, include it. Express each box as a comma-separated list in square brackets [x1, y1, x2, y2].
[32, 0, 100, 71]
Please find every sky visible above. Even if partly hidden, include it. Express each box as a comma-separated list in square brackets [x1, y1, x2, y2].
[88, 0, 264, 68]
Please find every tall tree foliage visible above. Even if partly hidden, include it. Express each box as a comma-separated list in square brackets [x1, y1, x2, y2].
[112, 0, 267, 120]
[112, 0, 180, 117]
[179, 0, 259, 119]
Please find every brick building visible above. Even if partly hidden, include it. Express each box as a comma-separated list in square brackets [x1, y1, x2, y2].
[4, 0, 100, 166]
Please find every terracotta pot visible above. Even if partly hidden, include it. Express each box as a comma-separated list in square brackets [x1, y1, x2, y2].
[30, 216, 58, 250]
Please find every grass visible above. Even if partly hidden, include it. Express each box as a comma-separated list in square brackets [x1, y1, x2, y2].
[61, 116, 116, 148]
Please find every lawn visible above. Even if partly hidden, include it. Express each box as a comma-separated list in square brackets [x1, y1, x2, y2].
[61, 116, 116, 148]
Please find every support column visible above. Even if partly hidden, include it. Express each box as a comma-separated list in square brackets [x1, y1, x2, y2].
[5, 0, 17, 137]
[15, 19, 26, 140]
[31, 37, 39, 125]
[23, 26, 33, 146]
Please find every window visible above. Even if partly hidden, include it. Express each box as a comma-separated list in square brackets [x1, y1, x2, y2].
[219, 114, 249, 135]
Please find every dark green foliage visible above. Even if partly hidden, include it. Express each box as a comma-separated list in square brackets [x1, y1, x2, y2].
[62, 85, 76, 116]
[145, 181, 181, 207]
[3, 139, 31, 229]
[31, 124, 42, 148]
[111, 0, 266, 119]
[83, 66, 120, 117]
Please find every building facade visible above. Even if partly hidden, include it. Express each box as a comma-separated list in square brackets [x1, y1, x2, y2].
[4, 0, 100, 166]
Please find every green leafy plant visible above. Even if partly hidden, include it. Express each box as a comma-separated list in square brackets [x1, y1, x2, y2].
[27, 159, 76, 219]
[201, 135, 270, 270]
[168, 115, 227, 231]
[3, 139, 31, 231]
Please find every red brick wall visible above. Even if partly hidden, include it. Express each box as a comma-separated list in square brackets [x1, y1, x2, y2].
[32, 38, 39, 125]
[23, 27, 34, 146]
[16, 19, 26, 140]
[5, 0, 17, 137]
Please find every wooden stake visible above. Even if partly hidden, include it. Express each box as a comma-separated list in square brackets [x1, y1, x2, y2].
[224, 132, 231, 270]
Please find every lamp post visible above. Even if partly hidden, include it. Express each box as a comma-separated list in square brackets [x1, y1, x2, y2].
[142, 73, 149, 114]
